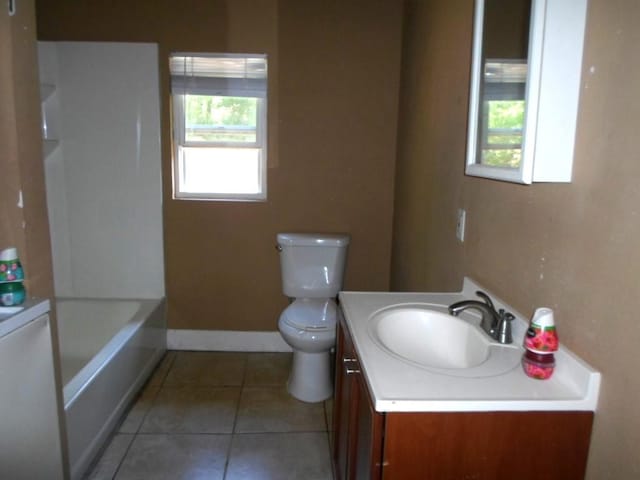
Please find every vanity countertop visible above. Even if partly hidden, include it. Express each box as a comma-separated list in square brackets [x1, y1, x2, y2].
[0, 299, 51, 339]
[339, 278, 600, 413]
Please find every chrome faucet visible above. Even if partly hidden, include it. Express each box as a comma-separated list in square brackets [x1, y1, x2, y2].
[448, 291, 514, 344]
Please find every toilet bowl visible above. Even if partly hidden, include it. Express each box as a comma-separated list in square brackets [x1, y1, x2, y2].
[278, 298, 337, 402]
[276, 232, 350, 403]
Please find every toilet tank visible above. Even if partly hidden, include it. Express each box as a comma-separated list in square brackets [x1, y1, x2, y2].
[277, 233, 350, 298]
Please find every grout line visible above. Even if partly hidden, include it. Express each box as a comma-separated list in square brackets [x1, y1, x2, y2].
[231, 353, 248, 435]
[229, 430, 330, 436]
[156, 351, 177, 385]
[110, 433, 136, 480]
[222, 433, 236, 480]
[131, 384, 162, 435]
[325, 430, 335, 480]
[132, 432, 232, 437]
[240, 352, 249, 387]
[323, 400, 329, 432]
[126, 430, 329, 436]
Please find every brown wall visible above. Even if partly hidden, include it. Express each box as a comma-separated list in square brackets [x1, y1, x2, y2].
[36, 0, 404, 331]
[11, 0, 640, 475]
[1, 2, 66, 474]
[394, 0, 640, 478]
[0, 0, 54, 301]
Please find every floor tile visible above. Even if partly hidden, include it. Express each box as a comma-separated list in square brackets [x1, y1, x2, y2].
[235, 386, 327, 433]
[325, 398, 334, 432]
[118, 384, 160, 434]
[85, 434, 134, 480]
[139, 386, 241, 434]
[226, 432, 333, 480]
[87, 352, 335, 479]
[164, 351, 247, 387]
[115, 434, 230, 480]
[245, 352, 292, 386]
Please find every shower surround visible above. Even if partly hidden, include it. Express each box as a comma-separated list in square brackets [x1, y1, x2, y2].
[38, 41, 166, 479]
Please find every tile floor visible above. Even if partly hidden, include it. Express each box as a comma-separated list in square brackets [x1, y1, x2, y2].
[85, 351, 335, 480]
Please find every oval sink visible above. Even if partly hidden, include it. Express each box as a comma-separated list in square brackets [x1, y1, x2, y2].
[368, 304, 521, 377]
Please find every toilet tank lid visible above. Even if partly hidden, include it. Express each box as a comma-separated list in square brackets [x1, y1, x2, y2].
[277, 233, 350, 247]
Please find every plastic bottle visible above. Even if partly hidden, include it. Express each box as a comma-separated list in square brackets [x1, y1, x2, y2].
[522, 308, 559, 380]
[522, 350, 555, 379]
[0, 281, 26, 306]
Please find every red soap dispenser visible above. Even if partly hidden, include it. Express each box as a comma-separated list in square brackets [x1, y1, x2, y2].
[522, 308, 558, 379]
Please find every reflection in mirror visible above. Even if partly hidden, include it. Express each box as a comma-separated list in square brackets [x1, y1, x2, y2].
[466, 0, 587, 184]
[478, 60, 527, 167]
[476, 0, 531, 170]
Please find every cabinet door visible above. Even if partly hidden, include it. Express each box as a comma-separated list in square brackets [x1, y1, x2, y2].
[382, 412, 593, 479]
[333, 318, 357, 480]
[352, 372, 384, 480]
[0, 314, 65, 479]
[333, 316, 385, 480]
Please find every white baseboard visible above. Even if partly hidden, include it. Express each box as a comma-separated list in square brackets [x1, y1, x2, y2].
[167, 329, 292, 352]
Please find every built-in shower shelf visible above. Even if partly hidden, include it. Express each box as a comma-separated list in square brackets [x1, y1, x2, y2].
[43, 139, 59, 157]
[40, 82, 59, 158]
[40, 83, 56, 102]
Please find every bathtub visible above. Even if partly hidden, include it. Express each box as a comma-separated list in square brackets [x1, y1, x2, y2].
[56, 297, 166, 479]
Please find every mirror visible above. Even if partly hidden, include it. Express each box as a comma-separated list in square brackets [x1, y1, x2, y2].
[475, 0, 530, 172]
[466, 0, 588, 184]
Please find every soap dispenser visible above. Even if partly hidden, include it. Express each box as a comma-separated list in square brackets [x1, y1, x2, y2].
[522, 308, 558, 379]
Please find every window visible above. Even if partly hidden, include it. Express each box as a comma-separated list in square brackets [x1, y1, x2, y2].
[170, 53, 268, 201]
[478, 60, 527, 168]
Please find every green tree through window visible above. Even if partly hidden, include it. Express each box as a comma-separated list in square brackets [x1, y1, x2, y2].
[482, 99, 525, 168]
[185, 95, 258, 143]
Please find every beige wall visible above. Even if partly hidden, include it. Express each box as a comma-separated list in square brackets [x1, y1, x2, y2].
[11, 0, 640, 475]
[1, 2, 67, 474]
[36, 0, 404, 331]
[0, 0, 54, 300]
[394, 0, 640, 477]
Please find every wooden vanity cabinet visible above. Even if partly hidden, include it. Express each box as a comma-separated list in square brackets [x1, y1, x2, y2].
[333, 311, 383, 480]
[332, 317, 594, 480]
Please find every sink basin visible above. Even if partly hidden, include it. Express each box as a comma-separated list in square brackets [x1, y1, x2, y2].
[368, 304, 521, 377]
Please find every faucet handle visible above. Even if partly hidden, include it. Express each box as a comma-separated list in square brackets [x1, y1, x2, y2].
[475, 290, 496, 311]
[496, 311, 515, 344]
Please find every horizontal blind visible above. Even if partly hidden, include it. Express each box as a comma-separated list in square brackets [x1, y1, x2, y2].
[483, 59, 527, 101]
[170, 53, 267, 98]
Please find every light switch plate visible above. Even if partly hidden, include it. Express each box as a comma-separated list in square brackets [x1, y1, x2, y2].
[456, 209, 466, 242]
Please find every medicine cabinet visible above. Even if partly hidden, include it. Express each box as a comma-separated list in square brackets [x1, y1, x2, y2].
[466, 0, 588, 184]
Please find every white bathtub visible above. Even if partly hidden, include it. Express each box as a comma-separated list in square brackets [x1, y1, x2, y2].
[56, 297, 166, 480]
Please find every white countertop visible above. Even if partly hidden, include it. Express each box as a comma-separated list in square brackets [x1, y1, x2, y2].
[0, 299, 51, 338]
[339, 278, 600, 413]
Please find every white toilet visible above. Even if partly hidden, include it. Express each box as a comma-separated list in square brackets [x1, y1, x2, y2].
[276, 232, 350, 403]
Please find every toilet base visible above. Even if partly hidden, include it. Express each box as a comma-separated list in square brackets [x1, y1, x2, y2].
[287, 350, 332, 403]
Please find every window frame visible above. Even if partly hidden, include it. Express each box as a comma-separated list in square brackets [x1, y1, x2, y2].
[170, 53, 268, 202]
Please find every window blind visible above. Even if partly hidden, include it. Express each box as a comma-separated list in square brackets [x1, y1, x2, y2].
[483, 59, 527, 101]
[170, 53, 267, 98]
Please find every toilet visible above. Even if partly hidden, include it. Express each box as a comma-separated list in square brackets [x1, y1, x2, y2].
[276, 232, 350, 402]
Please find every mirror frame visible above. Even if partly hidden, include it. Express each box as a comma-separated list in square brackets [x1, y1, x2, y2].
[465, 0, 588, 184]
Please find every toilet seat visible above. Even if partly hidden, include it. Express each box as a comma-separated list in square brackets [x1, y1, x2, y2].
[281, 298, 337, 332]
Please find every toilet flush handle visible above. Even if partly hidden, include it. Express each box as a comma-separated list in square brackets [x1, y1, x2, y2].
[275, 244, 282, 252]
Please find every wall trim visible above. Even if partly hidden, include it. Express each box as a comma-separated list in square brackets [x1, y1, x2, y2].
[167, 329, 292, 352]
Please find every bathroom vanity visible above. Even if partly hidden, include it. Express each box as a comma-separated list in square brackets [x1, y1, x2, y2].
[332, 280, 599, 480]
